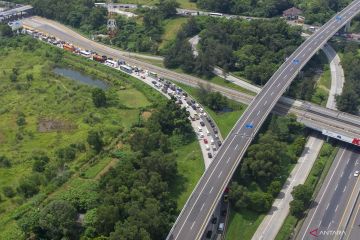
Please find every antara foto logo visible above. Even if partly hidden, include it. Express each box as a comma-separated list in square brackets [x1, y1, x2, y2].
[309, 228, 319, 237]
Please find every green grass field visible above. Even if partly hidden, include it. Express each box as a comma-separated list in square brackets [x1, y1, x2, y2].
[226, 208, 265, 240]
[160, 17, 189, 50]
[0, 37, 208, 239]
[311, 66, 331, 106]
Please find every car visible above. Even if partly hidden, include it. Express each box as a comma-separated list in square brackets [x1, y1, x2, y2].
[218, 141, 222, 147]
[214, 134, 219, 139]
[213, 129, 218, 134]
[354, 171, 359, 177]
[211, 217, 217, 224]
[208, 152, 213, 158]
[224, 194, 229, 202]
[204, 139, 208, 144]
[152, 81, 157, 85]
[199, 107, 204, 113]
[221, 210, 227, 216]
[210, 122, 215, 128]
[206, 230, 212, 239]
[191, 105, 197, 110]
[200, 121, 205, 127]
[205, 145, 210, 151]
[191, 100, 195, 104]
[183, 92, 188, 97]
[218, 223, 225, 233]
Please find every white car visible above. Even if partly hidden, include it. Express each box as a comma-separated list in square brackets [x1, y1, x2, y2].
[354, 171, 359, 177]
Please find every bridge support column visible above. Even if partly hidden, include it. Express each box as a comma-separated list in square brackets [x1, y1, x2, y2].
[345, 21, 351, 32]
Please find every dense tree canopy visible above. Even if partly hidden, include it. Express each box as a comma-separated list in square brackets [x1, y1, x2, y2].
[335, 42, 360, 114]
[165, 16, 302, 83]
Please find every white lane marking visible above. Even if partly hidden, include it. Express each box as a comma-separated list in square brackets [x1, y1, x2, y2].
[190, 221, 196, 230]
[218, 171, 223, 178]
[326, 203, 330, 210]
[284, 74, 288, 78]
[226, 157, 230, 164]
[257, 110, 261, 116]
[200, 203, 205, 211]
[343, 185, 347, 192]
[277, 83, 281, 87]
[175, 4, 360, 236]
[300, 149, 347, 240]
[335, 183, 338, 190]
[264, 100, 268, 106]
[234, 144, 238, 150]
[271, 91, 274, 96]
[335, 204, 339, 212]
[209, 187, 214, 194]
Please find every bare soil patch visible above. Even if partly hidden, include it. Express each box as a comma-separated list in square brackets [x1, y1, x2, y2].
[142, 111, 152, 120]
[38, 118, 77, 132]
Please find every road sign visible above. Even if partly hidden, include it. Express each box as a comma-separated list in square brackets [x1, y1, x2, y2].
[245, 123, 253, 129]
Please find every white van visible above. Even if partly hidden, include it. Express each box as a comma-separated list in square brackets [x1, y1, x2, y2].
[198, 126, 202, 132]
[206, 129, 210, 136]
[210, 138, 215, 145]
[218, 222, 224, 232]
[205, 145, 210, 151]
[199, 133, 204, 138]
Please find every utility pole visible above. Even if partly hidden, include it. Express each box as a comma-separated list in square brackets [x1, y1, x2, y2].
[106, 0, 117, 39]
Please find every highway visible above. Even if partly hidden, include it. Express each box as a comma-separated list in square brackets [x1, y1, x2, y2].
[297, 146, 360, 240]
[21, 17, 360, 143]
[166, 1, 360, 239]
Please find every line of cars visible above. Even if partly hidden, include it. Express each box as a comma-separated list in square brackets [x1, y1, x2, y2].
[23, 25, 230, 240]
[22, 26, 223, 159]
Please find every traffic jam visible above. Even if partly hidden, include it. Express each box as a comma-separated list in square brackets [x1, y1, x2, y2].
[21, 27, 222, 164]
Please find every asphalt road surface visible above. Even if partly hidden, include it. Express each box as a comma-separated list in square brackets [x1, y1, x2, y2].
[22, 17, 360, 141]
[166, 1, 360, 239]
[297, 146, 360, 240]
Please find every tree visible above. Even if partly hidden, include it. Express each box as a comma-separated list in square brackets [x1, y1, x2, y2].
[247, 191, 273, 213]
[336, 89, 359, 114]
[157, 0, 179, 19]
[290, 199, 305, 218]
[0, 155, 11, 168]
[2, 186, 15, 198]
[17, 177, 40, 198]
[56, 146, 76, 162]
[0, 23, 12, 37]
[38, 200, 78, 240]
[87, 130, 103, 153]
[16, 112, 26, 126]
[291, 184, 312, 205]
[92, 88, 107, 108]
[267, 180, 282, 197]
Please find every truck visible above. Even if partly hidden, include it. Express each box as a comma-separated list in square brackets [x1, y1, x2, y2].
[92, 54, 106, 63]
[63, 44, 75, 52]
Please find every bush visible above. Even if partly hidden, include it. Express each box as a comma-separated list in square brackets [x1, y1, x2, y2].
[2, 186, 15, 198]
[0, 155, 11, 168]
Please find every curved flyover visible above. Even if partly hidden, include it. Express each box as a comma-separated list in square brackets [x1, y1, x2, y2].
[166, 1, 360, 239]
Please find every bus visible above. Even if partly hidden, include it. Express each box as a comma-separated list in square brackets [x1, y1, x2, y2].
[105, 59, 118, 68]
[148, 71, 158, 79]
[209, 12, 223, 17]
[120, 65, 133, 74]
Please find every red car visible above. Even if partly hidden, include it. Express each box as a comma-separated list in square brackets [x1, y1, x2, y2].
[204, 139, 208, 144]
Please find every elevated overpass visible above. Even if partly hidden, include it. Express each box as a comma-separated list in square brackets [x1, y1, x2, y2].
[166, 1, 360, 239]
[0, 4, 32, 23]
[22, 16, 360, 146]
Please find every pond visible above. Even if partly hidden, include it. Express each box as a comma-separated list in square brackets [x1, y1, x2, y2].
[53, 67, 109, 90]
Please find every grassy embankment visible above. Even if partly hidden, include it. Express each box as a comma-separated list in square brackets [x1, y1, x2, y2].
[0, 37, 203, 239]
[275, 141, 338, 240]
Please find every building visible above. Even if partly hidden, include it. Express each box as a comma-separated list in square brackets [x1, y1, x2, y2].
[283, 7, 303, 20]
